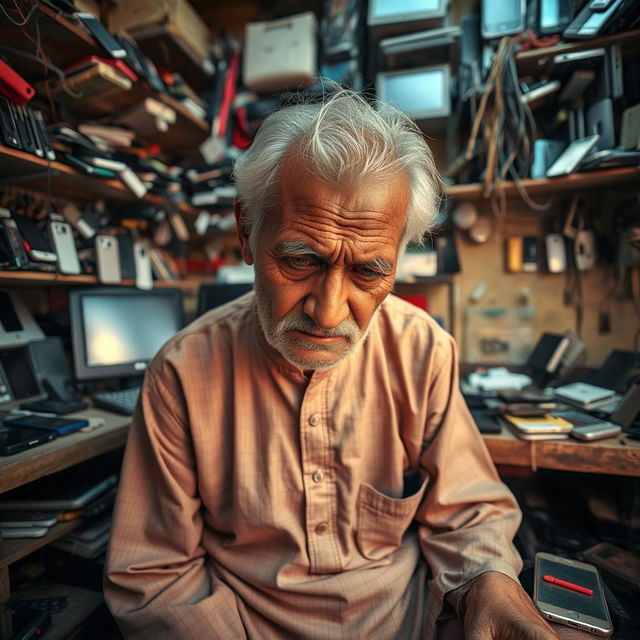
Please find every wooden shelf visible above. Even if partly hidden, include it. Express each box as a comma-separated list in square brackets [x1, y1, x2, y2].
[445, 166, 640, 200]
[516, 29, 640, 77]
[0, 145, 198, 215]
[0, 271, 192, 289]
[483, 428, 640, 476]
[0, 519, 84, 569]
[0, 408, 129, 494]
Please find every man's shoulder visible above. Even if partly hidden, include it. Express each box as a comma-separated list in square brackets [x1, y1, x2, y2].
[378, 294, 448, 339]
[148, 291, 254, 375]
[372, 294, 454, 367]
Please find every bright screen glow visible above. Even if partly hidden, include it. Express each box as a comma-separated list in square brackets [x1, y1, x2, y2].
[383, 69, 446, 116]
[373, 0, 441, 19]
[82, 295, 180, 367]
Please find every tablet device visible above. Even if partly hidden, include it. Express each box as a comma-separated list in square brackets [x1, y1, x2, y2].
[0, 424, 56, 456]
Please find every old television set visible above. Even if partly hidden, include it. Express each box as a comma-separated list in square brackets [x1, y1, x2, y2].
[376, 64, 451, 129]
[368, 0, 447, 38]
[69, 287, 184, 381]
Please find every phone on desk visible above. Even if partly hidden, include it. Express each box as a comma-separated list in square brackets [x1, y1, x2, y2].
[534, 552, 613, 637]
[3, 414, 89, 436]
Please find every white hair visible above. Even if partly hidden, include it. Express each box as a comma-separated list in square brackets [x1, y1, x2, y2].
[233, 88, 442, 253]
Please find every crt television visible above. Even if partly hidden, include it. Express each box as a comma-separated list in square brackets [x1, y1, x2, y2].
[376, 64, 451, 122]
[69, 287, 184, 381]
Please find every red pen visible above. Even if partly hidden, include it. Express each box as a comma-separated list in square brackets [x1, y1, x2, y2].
[543, 575, 593, 596]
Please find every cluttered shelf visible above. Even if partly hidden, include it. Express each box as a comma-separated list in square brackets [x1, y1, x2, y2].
[0, 518, 84, 570]
[484, 429, 640, 477]
[445, 166, 640, 200]
[0, 270, 194, 289]
[0, 408, 129, 494]
[515, 28, 640, 76]
[0, 145, 198, 215]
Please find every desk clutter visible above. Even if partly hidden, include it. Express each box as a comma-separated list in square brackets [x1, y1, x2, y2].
[463, 333, 640, 442]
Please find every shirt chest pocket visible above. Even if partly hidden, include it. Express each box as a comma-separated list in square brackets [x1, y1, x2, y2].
[356, 477, 428, 561]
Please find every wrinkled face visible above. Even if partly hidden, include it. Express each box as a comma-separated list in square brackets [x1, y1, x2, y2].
[238, 154, 409, 370]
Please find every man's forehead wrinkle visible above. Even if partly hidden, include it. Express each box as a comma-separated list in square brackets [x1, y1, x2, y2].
[286, 196, 398, 222]
[286, 219, 397, 247]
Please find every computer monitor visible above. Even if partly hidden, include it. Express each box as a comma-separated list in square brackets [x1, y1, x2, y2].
[197, 283, 253, 317]
[69, 287, 184, 381]
[376, 64, 451, 123]
[368, 0, 446, 28]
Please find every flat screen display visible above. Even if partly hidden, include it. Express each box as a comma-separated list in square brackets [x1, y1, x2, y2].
[372, 0, 441, 19]
[378, 65, 450, 120]
[82, 295, 180, 366]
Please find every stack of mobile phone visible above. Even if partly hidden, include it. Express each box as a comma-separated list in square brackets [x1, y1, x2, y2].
[0, 95, 55, 160]
[0, 209, 57, 273]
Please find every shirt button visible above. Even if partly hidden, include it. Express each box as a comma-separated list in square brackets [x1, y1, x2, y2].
[308, 413, 320, 426]
[315, 523, 328, 534]
[312, 469, 324, 483]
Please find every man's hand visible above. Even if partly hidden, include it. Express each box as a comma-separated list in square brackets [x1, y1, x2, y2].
[461, 571, 561, 640]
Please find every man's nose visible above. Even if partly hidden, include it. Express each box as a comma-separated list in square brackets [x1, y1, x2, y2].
[302, 269, 350, 330]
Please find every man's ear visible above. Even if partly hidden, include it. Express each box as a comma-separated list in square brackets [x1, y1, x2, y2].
[234, 200, 254, 265]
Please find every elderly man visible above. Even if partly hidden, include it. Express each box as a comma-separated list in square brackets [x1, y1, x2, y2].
[105, 90, 559, 639]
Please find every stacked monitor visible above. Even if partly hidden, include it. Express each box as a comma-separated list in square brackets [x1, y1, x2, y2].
[69, 288, 183, 381]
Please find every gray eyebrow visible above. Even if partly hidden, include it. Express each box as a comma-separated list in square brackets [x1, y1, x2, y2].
[276, 240, 393, 275]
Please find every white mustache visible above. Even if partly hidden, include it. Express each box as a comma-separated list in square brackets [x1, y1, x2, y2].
[277, 313, 359, 341]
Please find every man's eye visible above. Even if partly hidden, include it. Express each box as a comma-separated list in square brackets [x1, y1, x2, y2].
[358, 268, 383, 280]
[285, 256, 314, 268]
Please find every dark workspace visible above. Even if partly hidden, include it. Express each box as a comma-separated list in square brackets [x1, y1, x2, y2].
[0, 0, 639, 638]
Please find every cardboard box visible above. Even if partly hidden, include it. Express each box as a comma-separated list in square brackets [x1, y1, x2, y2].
[106, 0, 210, 63]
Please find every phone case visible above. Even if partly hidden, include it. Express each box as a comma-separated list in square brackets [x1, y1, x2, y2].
[95, 234, 122, 284]
[134, 241, 153, 290]
[506, 236, 523, 273]
[545, 234, 567, 273]
[49, 221, 81, 275]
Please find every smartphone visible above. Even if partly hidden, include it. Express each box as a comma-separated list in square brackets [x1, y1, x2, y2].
[570, 423, 622, 440]
[134, 241, 153, 290]
[76, 13, 126, 58]
[95, 234, 122, 284]
[48, 220, 81, 275]
[546, 135, 600, 177]
[65, 154, 117, 178]
[0, 524, 50, 537]
[12, 213, 57, 263]
[3, 414, 89, 436]
[534, 552, 613, 637]
[0, 424, 56, 456]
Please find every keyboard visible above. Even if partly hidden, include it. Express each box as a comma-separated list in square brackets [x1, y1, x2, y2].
[91, 387, 141, 415]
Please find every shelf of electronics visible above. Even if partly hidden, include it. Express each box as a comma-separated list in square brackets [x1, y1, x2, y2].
[4, 144, 637, 218]
[515, 28, 640, 77]
[446, 166, 640, 200]
[0, 270, 187, 289]
[0, 3, 210, 153]
[0, 144, 198, 215]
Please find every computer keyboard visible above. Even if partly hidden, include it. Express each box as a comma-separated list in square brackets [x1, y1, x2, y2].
[91, 387, 141, 416]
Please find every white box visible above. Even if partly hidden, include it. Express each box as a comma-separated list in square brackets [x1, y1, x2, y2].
[243, 12, 317, 94]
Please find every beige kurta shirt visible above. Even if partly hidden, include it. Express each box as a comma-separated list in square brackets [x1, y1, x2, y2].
[104, 292, 522, 639]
